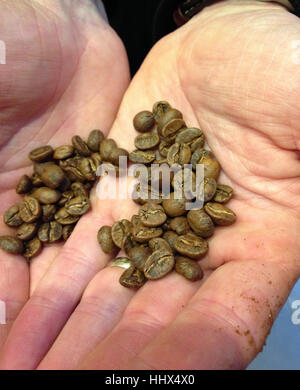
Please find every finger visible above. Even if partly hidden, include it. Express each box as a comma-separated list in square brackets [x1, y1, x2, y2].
[123, 259, 299, 370]
[79, 270, 211, 370]
[37, 265, 135, 370]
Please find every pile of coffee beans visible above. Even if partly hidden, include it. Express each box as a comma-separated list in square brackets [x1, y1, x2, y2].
[97, 101, 236, 288]
[0, 129, 128, 260]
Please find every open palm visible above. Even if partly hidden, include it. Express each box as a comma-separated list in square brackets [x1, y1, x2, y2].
[1, 0, 300, 370]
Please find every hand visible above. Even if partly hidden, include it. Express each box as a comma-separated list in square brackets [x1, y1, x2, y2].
[2, 0, 300, 370]
[0, 0, 129, 364]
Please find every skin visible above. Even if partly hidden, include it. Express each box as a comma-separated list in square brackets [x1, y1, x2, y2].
[0, 0, 300, 370]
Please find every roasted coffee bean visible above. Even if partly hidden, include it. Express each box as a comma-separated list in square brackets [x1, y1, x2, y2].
[157, 108, 183, 134]
[110, 148, 129, 166]
[162, 193, 186, 217]
[167, 143, 191, 166]
[62, 224, 75, 241]
[111, 219, 132, 249]
[171, 169, 196, 197]
[139, 203, 167, 227]
[54, 207, 80, 225]
[203, 177, 217, 202]
[24, 237, 42, 260]
[131, 214, 141, 227]
[162, 231, 179, 252]
[135, 133, 160, 150]
[59, 156, 86, 182]
[91, 152, 102, 169]
[132, 183, 163, 205]
[174, 233, 208, 259]
[197, 151, 220, 180]
[119, 266, 146, 288]
[53, 145, 74, 160]
[65, 196, 90, 216]
[187, 209, 214, 238]
[191, 149, 212, 170]
[143, 250, 174, 280]
[128, 245, 151, 271]
[31, 187, 61, 204]
[16, 223, 38, 241]
[72, 136, 91, 157]
[161, 118, 185, 139]
[87, 129, 104, 152]
[42, 204, 57, 222]
[152, 101, 172, 121]
[31, 173, 43, 187]
[169, 217, 190, 235]
[19, 196, 41, 223]
[0, 236, 24, 255]
[16, 175, 32, 194]
[78, 157, 97, 181]
[38, 221, 62, 243]
[97, 226, 117, 254]
[71, 182, 89, 198]
[133, 111, 155, 133]
[175, 256, 203, 281]
[29, 146, 53, 162]
[213, 184, 233, 203]
[100, 139, 117, 161]
[40, 164, 65, 189]
[148, 237, 172, 254]
[123, 234, 136, 256]
[129, 150, 156, 164]
[4, 205, 23, 227]
[132, 225, 163, 243]
[175, 128, 205, 151]
[204, 202, 236, 226]
[158, 140, 170, 157]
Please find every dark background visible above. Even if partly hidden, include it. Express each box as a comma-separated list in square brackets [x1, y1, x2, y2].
[102, 0, 180, 75]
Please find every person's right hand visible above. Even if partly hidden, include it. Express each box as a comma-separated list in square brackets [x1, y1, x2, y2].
[0, 0, 129, 353]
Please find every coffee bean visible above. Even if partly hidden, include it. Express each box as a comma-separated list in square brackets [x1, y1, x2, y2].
[204, 202, 236, 226]
[135, 133, 160, 150]
[197, 151, 220, 180]
[38, 221, 62, 243]
[77, 157, 97, 181]
[62, 224, 76, 241]
[162, 231, 179, 252]
[132, 225, 163, 243]
[171, 169, 196, 197]
[175, 256, 203, 281]
[176, 128, 205, 150]
[187, 209, 214, 238]
[162, 193, 186, 217]
[0, 236, 24, 255]
[152, 101, 172, 122]
[16, 223, 38, 241]
[157, 108, 183, 134]
[24, 237, 42, 260]
[97, 226, 117, 254]
[128, 245, 151, 271]
[100, 139, 117, 161]
[65, 196, 90, 216]
[29, 146, 53, 162]
[58, 190, 74, 207]
[174, 233, 208, 259]
[59, 176, 72, 192]
[169, 217, 190, 235]
[109, 148, 129, 166]
[111, 219, 132, 249]
[213, 184, 233, 203]
[87, 129, 104, 152]
[161, 118, 186, 139]
[16, 175, 32, 194]
[59, 156, 86, 182]
[133, 111, 155, 133]
[203, 177, 217, 202]
[158, 140, 171, 157]
[19, 196, 41, 223]
[111, 257, 132, 269]
[139, 203, 167, 227]
[144, 250, 174, 280]
[119, 266, 146, 288]
[71, 182, 89, 198]
[53, 145, 74, 160]
[72, 135, 91, 157]
[31, 187, 61, 204]
[4, 204, 23, 227]
[129, 150, 156, 164]
[54, 207, 80, 225]
[167, 143, 191, 166]
[31, 173, 43, 187]
[40, 164, 65, 189]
